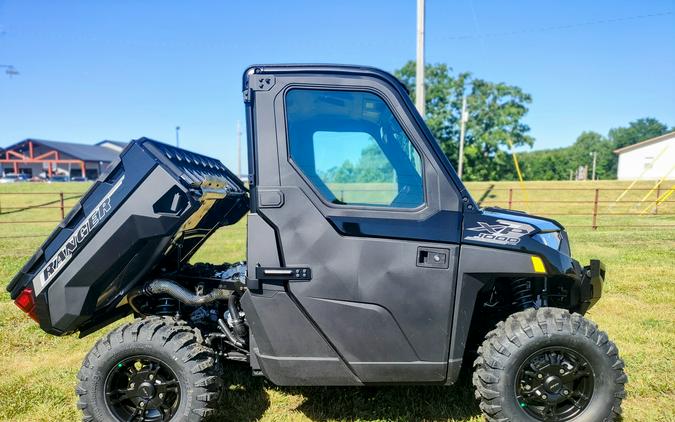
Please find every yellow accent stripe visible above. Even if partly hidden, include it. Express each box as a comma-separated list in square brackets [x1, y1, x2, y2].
[531, 256, 546, 273]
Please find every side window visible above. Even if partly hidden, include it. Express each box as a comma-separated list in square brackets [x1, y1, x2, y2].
[286, 89, 424, 208]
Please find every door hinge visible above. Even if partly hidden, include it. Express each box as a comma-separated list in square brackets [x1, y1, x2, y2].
[249, 74, 276, 91]
[243, 75, 276, 103]
[243, 88, 252, 103]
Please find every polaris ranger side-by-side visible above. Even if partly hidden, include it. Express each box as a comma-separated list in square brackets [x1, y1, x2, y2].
[8, 65, 625, 422]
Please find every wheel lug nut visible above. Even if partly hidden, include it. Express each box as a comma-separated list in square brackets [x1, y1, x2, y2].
[159, 393, 164, 398]
[537, 374, 543, 379]
[560, 368, 565, 374]
[140, 402, 145, 407]
[563, 389, 569, 395]
[541, 394, 547, 400]
[149, 374, 154, 380]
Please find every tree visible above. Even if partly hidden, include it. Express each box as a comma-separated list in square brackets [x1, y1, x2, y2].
[569, 131, 615, 180]
[320, 144, 394, 184]
[609, 117, 670, 150]
[519, 131, 617, 180]
[395, 61, 534, 181]
[518, 147, 573, 181]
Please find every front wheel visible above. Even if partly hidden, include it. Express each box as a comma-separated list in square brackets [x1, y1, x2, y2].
[473, 307, 626, 421]
[76, 316, 222, 422]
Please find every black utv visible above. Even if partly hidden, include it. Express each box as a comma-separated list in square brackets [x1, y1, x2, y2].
[7, 65, 626, 422]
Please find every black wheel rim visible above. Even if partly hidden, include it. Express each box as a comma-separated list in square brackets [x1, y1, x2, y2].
[104, 355, 181, 422]
[515, 346, 594, 421]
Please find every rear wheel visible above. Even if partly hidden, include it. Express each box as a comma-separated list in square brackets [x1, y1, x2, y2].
[76, 316, 221, 422]
[473, 307, 626, 421]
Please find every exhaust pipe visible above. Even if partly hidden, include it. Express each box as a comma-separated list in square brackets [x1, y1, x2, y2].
[143, 279, 230, 306]
[128, 279, 248, 347]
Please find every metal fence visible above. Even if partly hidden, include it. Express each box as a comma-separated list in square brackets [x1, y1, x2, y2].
[0, 187, 672, 241]
[0, 191, 83, 239]
[476, 187, 674, 229]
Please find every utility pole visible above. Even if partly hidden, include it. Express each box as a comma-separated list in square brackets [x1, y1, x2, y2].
[590, 151, 597, 180]
[457, 94, 468, 179]
[415, 0, 425, 116]
[175, 126, 181, 148]
[236, 120, 242, 179]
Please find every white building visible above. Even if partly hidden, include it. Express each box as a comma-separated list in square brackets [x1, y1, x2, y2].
[614, 131, 675, 180]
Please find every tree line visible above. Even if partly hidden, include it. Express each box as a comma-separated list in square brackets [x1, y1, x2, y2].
[395, 61, 672, 181]
[518, 118, 672, 180]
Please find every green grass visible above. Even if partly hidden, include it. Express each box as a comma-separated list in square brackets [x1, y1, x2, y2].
[0, 180, 673, 421]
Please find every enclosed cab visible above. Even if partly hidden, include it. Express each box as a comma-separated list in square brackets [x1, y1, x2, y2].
[7, 65, 624, 422]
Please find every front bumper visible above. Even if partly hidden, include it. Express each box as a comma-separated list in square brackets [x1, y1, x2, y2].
[577, 259, 605, 314]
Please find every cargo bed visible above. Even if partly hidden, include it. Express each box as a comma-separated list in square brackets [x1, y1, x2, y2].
[7, 138, 249, 335]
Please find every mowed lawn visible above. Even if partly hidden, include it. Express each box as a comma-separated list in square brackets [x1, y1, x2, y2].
[0, 180, 673, 421]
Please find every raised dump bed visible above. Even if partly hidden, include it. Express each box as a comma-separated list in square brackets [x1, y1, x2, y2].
[7, 138, 249, 335]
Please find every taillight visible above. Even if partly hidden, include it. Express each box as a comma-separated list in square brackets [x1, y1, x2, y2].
[14, 288, 39, 322]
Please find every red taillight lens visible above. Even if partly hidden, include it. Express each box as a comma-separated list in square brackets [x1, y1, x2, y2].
[14, 288, 39, 322]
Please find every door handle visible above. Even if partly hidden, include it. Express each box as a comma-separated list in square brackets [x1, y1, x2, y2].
[417, 247, 450, 269]
[255, 266, 311, 280]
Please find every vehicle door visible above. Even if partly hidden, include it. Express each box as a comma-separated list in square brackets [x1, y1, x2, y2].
[248, 67, 465, 383]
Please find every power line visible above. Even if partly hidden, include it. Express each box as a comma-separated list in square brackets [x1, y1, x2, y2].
[468, 0, 487, 53]
[442, 11, 673, 41]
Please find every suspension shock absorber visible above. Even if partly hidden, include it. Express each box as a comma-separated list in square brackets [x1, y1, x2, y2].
[511, 278, 535, 310]
[228, 292, 247, 343]
[155, 296, 179, 316]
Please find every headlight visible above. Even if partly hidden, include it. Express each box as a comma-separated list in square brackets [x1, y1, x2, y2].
[532, 231, 561, 250]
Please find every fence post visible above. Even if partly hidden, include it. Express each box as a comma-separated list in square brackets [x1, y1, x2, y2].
[592, 188, 599, 230]
[508, 188, 513, 210]
[655, 184, 661, 215]
[59, 192, 65, 219]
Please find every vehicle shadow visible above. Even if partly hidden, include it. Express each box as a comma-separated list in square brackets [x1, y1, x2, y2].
[291, 369, 480, 421]
[212, 364, 481, 422]
[210, 362, 270, 422]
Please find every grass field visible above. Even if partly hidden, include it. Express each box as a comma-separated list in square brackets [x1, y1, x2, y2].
[0, 180, 673, 421]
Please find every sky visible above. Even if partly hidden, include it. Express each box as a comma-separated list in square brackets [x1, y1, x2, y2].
[0, 0, 673, 173]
